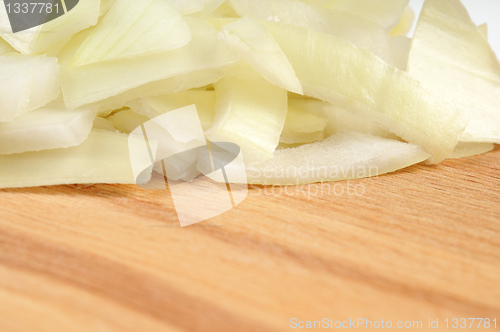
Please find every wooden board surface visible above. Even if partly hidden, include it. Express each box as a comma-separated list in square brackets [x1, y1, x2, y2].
[0, 146, 499, 331]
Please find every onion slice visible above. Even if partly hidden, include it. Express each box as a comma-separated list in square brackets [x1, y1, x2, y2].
[61, 17, 239, 109]
[228, 0, 397, 66]
[263, 20, 469, 163]
[0, 130, 155, 189]
[408, 0, 500, 144]
[288, 98, 391, 139]
[0, 55, 59, 122]
[127, 90, 216, 131]
[200, 131, 430, 185]
[450, 143, 495, 159]
[280, 102, 327, 144]
[71, 0, 191, 66]
[220, 17, 303, 94]
[0, 107, 95, 154]
[205, 64, 288, 161]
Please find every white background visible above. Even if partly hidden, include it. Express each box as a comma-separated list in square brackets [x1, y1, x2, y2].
[408, 0, 500, 58]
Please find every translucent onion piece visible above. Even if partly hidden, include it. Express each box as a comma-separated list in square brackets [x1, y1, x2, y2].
[0, 129, 156, 189]
[148, 105, 206, 144]
[207, 131, 430, 185]
[58, 26, 225, 114]
[220, 17, 303, 94]
[112, 105, 205, 157]
[0, 0, 100, 55]
[205, 65, 288, 161]
[61, 17, 239, 109]
[280, 102, 327, 144]
[71, 0, 191, 66]
[0, 107, 95, 154]
[450, 142, 494, 159]
[57, 27, 95, 69]
[264, 21, 468, 163]
[228, 0, 396, 66]
[127, 90, 216, 131]
[408, 0, 500, 144]
[0, 55, 60, 122]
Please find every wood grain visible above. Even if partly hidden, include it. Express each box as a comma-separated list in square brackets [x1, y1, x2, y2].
[0, 146, 499, 331]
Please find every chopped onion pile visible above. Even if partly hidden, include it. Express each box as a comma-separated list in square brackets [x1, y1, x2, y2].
[0, 0, 498, 189]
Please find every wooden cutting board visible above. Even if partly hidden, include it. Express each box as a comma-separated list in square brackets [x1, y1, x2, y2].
[0, 146, 499, 331]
